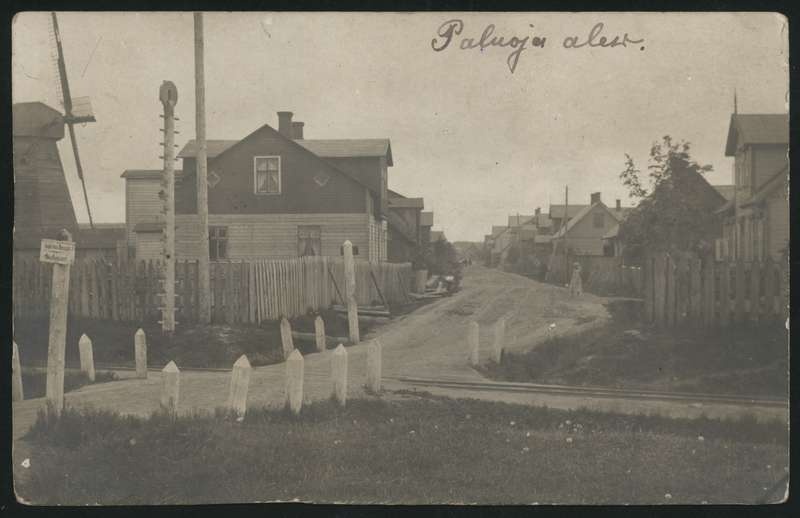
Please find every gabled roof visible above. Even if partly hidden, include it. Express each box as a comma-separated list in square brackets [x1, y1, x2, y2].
[177, 140, 237, 158]
[741, 165, 788, 208]
[712, 184, 735, 201]
[420, 212, 434, 227]
[553, 202, 620, 239]
[536, 213, 553, 227]
[725, 113, 789, 156]
[549, 204, 589, 219]
[297, 139, 393, 166]
[177, 137, 393, 166]
[491, 225, 507, 237]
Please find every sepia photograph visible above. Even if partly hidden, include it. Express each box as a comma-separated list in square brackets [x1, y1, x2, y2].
[10, 11, 790, 505]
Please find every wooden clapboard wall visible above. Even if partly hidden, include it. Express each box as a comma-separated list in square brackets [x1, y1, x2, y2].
[12, 254, 414, 326]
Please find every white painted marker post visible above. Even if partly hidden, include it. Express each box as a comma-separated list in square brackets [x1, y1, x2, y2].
[331, 344, 348, 406]
[366, 340, 382, 393]
[12, 341, 23, 402]
[314, 315, 326, 352]
[78, 334, 95, 382]
[134, 328, 147, 379]
[342, 240, 360, 344]
[467, 321, 480, 366]
[42, 230, 75, 417]
[160, 361, 180, 415]
[492, 317, 505, 363]
[280, 317, 294, 360]
[227, 355, 251, 418]
[285, 349, 304, 415]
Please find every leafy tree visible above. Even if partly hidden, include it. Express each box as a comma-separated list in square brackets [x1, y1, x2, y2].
[618, 136, 719, 261]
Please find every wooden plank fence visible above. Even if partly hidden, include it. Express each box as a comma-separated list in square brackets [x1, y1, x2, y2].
[13, 254, 413, 325]
[643, 253, 787, 329]
[546, 253, 643, 297]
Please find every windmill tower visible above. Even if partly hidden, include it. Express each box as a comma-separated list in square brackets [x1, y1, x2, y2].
[49, 11, 96, 228]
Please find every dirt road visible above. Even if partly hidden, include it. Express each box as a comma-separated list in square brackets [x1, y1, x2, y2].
[12, 266, 608, 439]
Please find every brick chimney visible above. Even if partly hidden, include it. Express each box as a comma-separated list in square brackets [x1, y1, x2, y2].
[616, 199, 621, 211]
[277, 111, 293, 138]
[590, 192, 601, 204]
[291, 121, 305, 140]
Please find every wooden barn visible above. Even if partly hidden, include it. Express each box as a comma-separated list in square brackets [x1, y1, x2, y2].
[123, 111, 393, 262]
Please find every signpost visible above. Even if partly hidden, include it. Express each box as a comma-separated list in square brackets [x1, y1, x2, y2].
[41, 231, 75, 417]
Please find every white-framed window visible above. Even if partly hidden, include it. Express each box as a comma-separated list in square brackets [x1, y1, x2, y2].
[209, 226, 228, 260]
[253, 156, 281, 194]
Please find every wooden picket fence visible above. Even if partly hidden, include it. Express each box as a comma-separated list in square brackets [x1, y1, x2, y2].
[642, 253, 788, 328]
[546, 253, 643, 297]
[12, 254, 413, 325]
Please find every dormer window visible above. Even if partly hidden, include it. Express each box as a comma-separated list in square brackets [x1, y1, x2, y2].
[254, 156, 281, 194]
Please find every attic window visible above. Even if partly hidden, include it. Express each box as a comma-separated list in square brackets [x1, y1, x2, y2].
[254, 156, 281, 194]
[313, 171, 330, 187]
[208, 170, 221, 188]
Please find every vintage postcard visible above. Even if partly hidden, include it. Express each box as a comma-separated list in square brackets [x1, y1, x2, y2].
[11, 11, 789, 505]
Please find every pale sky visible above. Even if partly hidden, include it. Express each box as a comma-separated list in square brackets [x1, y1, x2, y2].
[12, 12, 789, 241]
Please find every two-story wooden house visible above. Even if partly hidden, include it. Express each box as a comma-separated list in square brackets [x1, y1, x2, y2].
[716, 113, 789, 261]
[123, 111, 393, 262]
[387, 189, 425, 263]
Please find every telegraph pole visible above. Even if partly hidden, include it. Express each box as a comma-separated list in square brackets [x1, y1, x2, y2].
[194, 12, 211, 323]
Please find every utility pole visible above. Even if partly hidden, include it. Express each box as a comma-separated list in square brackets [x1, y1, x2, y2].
[564, 185, 569, 284]
[159, 81, 178, 333]
[194, 12, 211, 324]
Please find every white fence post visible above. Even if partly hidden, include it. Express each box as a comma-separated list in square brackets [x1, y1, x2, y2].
[467, 321, 480, 366]
[280, 317, 294, 359]
[331, 344, 348, 406]
[135, 328, 147, 379]
[343, 240, 360, 344]
[227, 354, 251, 418]
[78, 333, 95, 382]
[314, 315, 326, 352]
[285, 349, 304, 415]
[366, 339, 382, 393]
[160, 361, 180, 415]
[12, 341, 24, 402]
[492, 317, 505, 363]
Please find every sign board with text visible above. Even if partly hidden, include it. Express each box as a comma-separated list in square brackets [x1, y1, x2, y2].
[39, 239, 76, 265]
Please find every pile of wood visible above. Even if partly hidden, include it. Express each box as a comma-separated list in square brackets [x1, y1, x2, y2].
[408, 275, 454, 300]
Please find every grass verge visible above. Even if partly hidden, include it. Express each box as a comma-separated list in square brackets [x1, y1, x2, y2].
[16, 394, 788, 505]
[20, 369, 118, 400]
[482, 300, 788, 397]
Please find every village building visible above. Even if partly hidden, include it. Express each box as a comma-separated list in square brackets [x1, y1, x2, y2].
[716, 112, 789, 261]
[387, 189, 425, 263]
[123, 111, 394, 262]
[551, 193, 627, 256]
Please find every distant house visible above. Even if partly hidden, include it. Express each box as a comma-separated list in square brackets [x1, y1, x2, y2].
[551, 193, 625, 256]
[387, 190, 424, 263]
[123, 111, 393, 262]
[548, 204, 588, 234]
[716, 113, 789, 261]
[419, 211, 434, 248]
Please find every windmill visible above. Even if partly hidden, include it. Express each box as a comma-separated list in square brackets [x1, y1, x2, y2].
[49, 11, 96, 228]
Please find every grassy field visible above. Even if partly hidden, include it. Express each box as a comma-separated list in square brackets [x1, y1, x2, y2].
[483, 300, 788, 397]
[16, 394, 788, 505]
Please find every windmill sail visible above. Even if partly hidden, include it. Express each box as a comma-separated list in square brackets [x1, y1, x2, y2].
[49, 12, 96, 227]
